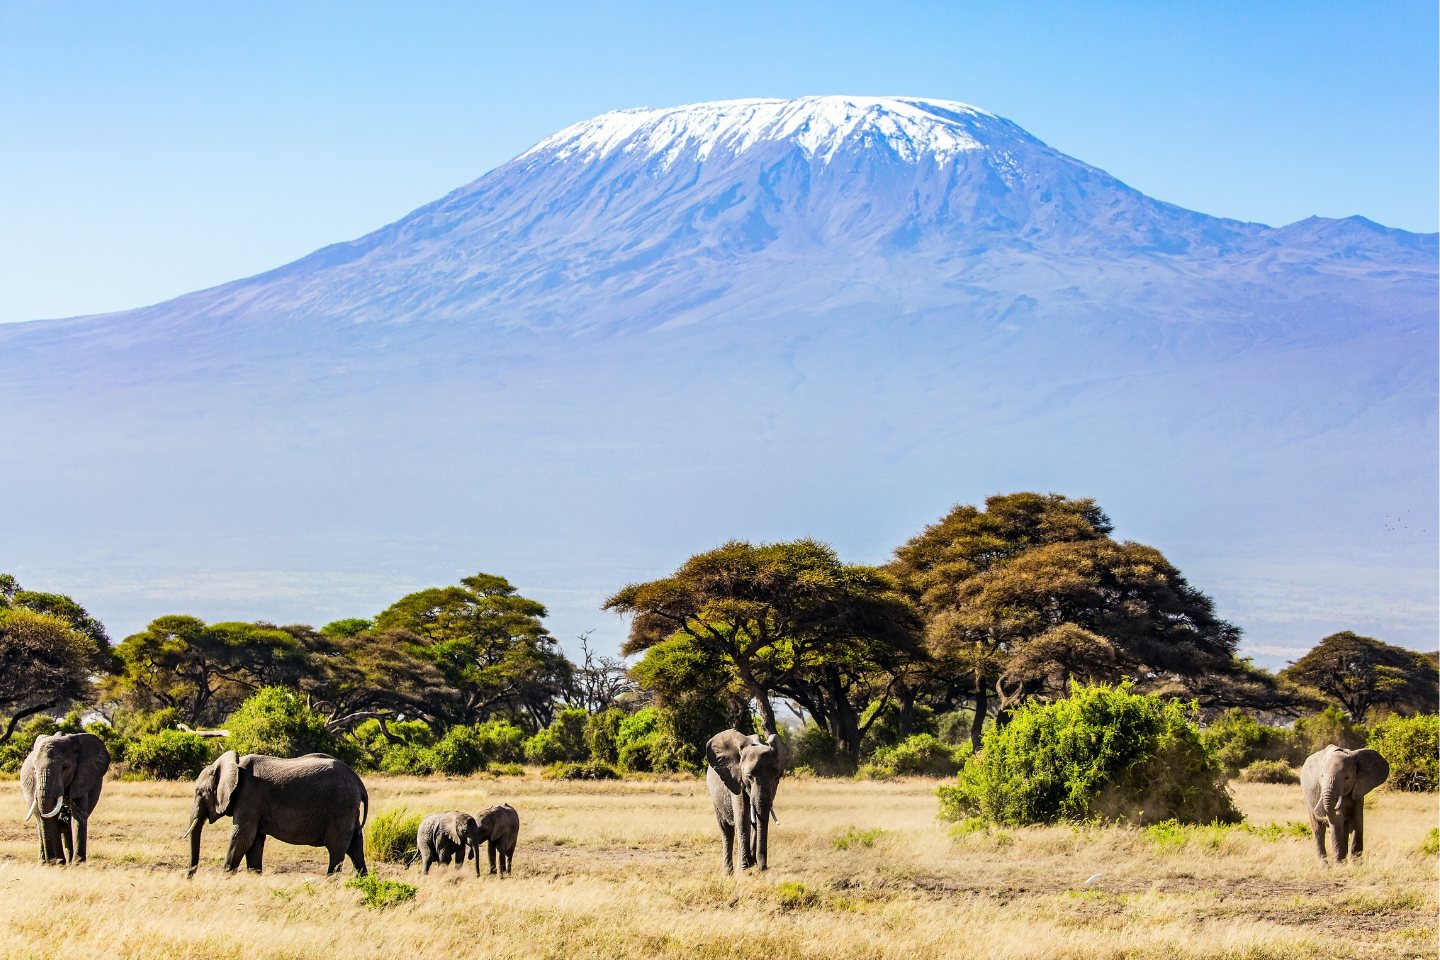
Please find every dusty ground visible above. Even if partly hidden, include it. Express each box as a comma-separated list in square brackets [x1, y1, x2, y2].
[0, 773, 1434, 959]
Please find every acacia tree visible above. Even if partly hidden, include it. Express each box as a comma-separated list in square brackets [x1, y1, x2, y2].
[0, 608, 100, 743]
[604, 539, 918, 738]
[295, 624, 458, 735]
[374, 572, 568, 731]
[1279, 632, 1439, 720]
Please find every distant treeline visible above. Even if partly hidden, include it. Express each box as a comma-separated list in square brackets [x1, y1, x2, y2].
[2, 493, 1436, 781]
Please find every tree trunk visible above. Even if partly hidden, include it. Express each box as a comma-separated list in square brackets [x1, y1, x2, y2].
[970, 681, 988, 752]
[896, 684, 915, 739]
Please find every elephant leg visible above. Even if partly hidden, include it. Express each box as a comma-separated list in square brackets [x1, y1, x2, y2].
[225, 822, 257, 873]
[421, 845, 434, 875]
[488, 840, 498, 875]
[1350, 800, 1365, 859]
[245, 834, 267, 873]
[1309, 815, 1328, 860]
[347, 827, 368, 877]
[74, 817, 88, 864]
[1331, 815, 1348, 863]
[59, 815, 74, 864]
[733, 793, 752, 871]
[718, 819, 734, 874]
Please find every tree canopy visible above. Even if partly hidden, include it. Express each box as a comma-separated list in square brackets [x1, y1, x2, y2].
[1279, 631, 1438, 720]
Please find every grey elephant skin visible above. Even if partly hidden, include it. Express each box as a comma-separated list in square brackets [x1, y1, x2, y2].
[477, 803, 520, 875]
[706, 729, 786, 875]
[417, 810, 483, 875]
[183, 750, 369, 876]
[20, 733, 110, 864]
[1301, 745, 1389, 862]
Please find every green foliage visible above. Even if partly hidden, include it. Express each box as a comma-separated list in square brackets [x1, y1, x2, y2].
[321, 619, 373, 638]
[584, 708, 626, 764]
[857, 700, 937, 756]
[937, 682, 1240, 827]
[473, 719, 527, 763]
[378, 743, 434, 776]
[544, 759, 621, 780]
[345, 873, 416, 909]
[0, 715, 59, 774]
[832, 826, 889, 850]
[365, 806, 424, 863]
[1421, 828, 1439, 856]
[224, 687, 339, 759]
[1280, 631, 1439, 720]
[490, 762, 524, 776]
[1144, 818, 1311, 851]
[524, 708, 589, 764]
[615, 707, 659, 772]
[935, 710, 978, 746]
[1292, 705, 1367, 755]
[790, 723, 850, 776]
[1235, 760, 1300, 784]
[0, 607, 103, 738]
[859, 733, 962, 779]
[1368, 713, 1438, 791]
[125, 729, 213, 779]
[427, 724, 488, 776]
[1201, 708, 1300, 777]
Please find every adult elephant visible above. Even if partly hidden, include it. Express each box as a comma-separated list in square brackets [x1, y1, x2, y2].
[1301, 745, 1389, 862]
[20, 732, 110, 864]
[706, 730, 786, 875]
[181, 750, 369, 876]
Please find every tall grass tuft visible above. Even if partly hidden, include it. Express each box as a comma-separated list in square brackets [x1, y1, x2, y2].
[366, 806, 424, 864]
[345, 873, 417, 909]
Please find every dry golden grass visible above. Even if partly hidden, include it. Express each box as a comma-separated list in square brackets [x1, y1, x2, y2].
[0, 773, 1434, 959]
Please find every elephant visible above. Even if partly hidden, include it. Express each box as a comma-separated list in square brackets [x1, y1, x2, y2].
[706, 729, 786, 875]
[476, 803, 520, 876]
[20, 732, 110, 864]
[417, 810, 483, 875]
[1301, 745, 1390, 862]
[182, 750, 369, 876]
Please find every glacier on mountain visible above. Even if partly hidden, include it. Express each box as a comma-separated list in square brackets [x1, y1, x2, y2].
[1, 96, 1435, 660]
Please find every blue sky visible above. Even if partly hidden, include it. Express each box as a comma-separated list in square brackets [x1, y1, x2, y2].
[1, 0, 1435, 325]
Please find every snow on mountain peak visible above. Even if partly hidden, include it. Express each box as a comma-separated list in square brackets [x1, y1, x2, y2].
[521, 96, 1000, 170]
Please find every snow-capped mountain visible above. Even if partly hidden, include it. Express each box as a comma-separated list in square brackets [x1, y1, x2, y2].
[3, 97, 1435, 660]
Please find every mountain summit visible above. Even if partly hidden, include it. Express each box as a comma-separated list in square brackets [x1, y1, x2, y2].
[3, 97, 1435, 657]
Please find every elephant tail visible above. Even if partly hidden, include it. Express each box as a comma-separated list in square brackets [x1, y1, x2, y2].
[358, 783, 369, 829]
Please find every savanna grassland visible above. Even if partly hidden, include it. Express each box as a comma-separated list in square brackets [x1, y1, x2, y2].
[0, 775, 1434, 960]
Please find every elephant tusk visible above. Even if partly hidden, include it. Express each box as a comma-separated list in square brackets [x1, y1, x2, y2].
[177, 816, 198, 841]
[43, 797, 65, 819]
[771, 809, 779, 824]
[24, 798, 36, 822]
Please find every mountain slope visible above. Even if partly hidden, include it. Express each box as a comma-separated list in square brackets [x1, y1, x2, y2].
[2, 96, 1435, 660]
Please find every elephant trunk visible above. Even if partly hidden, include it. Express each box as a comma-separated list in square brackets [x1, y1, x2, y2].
[187, 798, 205, 873]
[36, 771, 65, 820]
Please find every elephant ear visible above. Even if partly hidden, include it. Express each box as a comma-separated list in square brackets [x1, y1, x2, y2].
[705, 729, 749, 795]
[73, 734, 111, 792]
[214, 751, 241, 816]
[1350, 748, 1390, 796]
[764, 732, 789, 773]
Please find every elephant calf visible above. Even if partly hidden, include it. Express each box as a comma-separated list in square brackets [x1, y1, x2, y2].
[1301, 745, 1389, 862]
[417, 810, 483, 875]
[706, 729, 786, 875]
[476, 803, 520, 876]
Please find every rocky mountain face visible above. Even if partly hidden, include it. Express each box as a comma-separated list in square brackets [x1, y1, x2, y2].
[3, 97, 1435, 658]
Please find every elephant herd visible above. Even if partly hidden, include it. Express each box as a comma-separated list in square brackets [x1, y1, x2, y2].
[15, 729, 1391, 874]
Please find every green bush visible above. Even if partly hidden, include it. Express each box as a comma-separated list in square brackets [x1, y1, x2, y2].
[524, 708, 590, 765]
[345, 873, 416, 909]
[1235, 760, 1300, 784]
[378, 743, 434, 776]
[937, 682, 1241, 827]
[585, 709, 626, 765]
[857, 700, 937, 757]
[544, 760, 621, 780]
[490, 762, 524, 777]
[126, 730, 213, 779]
[224, 687, 340, 759]
[1201, 709, 1300, 777]
[860, 733, 961, 779]
[474, 719, 526, 764]
[1292, 705, 1366, 755]
[428, 725, 488, 776]
[0, 715, 60, 774]
[1368, 713, 1438, 791]
[616, 708, 660, 772]
[935, 710, 979, 747]
[790, 724, 851, 777]
[365, 806, 424, 863]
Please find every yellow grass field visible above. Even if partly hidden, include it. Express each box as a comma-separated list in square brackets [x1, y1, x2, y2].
[0, 773, 1434, 959]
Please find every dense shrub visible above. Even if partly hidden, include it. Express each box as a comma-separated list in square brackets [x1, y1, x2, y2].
[937, 682, 1240, 826]
[857, 700, 937, 757]
[789, 724, 850, 777]
[615, 708, 660, 772]
[1235, 759, 1300, 784]
[544, 760, 621, 780]
[524, 708, 590, 765]
[1292, 705, 1366, 756]
[585, 709, 626, 765]
[378, 743, 434, 776]
[935, 710, 979, 747]
[0, 715, 60, 774]
[474, 719, 527, 764]
[126, 730, 213, 779]
[365, 805, 424, 863]
[860, 734, 961, 779]
[1368, 713, 1438, 791]
[1201, 709, 1300, 777]
[428, 725, 488, 775]
[224, 687, 340, 759]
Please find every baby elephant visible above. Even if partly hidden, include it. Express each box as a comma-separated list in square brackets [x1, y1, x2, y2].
[417, 810, 483, 875]
[476, 803, 520, 876]
[1301, 745, 1390, 862]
